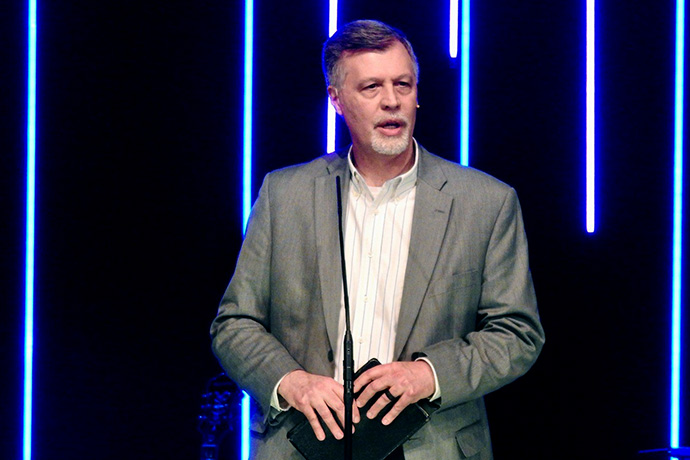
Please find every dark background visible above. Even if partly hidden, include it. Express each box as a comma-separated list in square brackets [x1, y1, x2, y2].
[2, 1, 688, 459]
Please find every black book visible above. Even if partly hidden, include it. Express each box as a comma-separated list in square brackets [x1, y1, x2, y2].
[287, 359, 438, 460]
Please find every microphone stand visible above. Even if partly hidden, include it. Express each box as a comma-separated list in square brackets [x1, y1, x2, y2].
[336, 176, 354, 460]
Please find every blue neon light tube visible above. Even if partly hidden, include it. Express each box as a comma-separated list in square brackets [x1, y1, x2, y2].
[459, 0, 470, 166]
[449, 0, 459, 59]
[329, 0, 338, 37]
[586, 0, 595, 233]
[326, 0, 338, 153]
[327, 99, 336, 153]
[24, 1, 38, 459]
[242, 0, 254, 234]
[241, 0, 254, 458]
[670, 0, 685, 450]
[241, 391, 250, 460]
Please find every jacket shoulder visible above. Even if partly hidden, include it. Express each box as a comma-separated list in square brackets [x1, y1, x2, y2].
[264, 152, 343, 186]
[419, 149, 513, 198]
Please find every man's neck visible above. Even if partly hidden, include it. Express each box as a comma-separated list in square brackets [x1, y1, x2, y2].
[350, 144, 416, 187]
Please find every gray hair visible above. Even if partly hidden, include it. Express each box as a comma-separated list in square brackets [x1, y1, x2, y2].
[322, 19, 419, 88]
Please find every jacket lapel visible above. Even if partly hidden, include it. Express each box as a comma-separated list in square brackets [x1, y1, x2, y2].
[395, 149, 453, 358]
[315, 152, 350, 356]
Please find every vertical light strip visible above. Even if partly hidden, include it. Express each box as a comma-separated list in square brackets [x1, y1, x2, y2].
[671, 0, 685, 450]
[586, 0, 596, 233]
[242, 0, 254, 234]
[24, 1, 37, 459]
[449, 0, 459, 58]
[459, 0, 470, 166]
[326, 0, 338, 153]
[327, 100, 336, 153]
[328, 0, 338, 37]
[241, 1, 254, 458]
[241, 392, 250, 460]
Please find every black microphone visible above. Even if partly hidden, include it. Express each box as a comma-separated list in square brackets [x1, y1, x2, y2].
[335, 176, 354, 460]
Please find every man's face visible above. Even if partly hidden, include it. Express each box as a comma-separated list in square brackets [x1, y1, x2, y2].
[328, 41, 417, 158]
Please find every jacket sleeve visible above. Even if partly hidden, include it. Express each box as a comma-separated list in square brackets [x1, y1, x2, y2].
[210, 173, 303, 425]
[415, 187, 544, 409]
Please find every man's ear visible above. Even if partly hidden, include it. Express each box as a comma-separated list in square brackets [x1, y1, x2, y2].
[327, 86, 343, 116]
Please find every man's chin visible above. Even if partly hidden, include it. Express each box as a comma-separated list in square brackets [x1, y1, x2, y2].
[371, 134, 410, 156]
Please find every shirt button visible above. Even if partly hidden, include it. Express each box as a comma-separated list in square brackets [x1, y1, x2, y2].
[363, 296, 368, 303]
[368, 252, 373, 258]
[358, 337, 364, 344]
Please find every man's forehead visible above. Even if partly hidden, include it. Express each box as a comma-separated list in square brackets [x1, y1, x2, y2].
[340, 42, 408, 62]
[339, 43, 415, 77]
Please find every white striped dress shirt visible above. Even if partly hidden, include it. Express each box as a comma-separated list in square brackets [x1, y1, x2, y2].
[333, 146, 418, 383]
[270, 142, 439, 413]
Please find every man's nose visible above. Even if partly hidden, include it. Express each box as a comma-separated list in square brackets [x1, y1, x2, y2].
[380, 84, 400, 110]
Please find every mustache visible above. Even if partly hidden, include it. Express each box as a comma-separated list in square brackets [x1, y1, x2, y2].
[373, 114, 409, 128]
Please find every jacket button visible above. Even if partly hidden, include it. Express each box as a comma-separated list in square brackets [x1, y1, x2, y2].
[327, 350, 334, 362]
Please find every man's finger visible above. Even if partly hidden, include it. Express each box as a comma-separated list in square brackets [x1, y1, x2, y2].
[381, 396, 411, 426]
[352, 399, 361, 424]
[355, 375, 390, 408]
[325, 388, 346, 429]
[314, 401, 344, 440]
[304, 407, 327, 441]
[353, 371, 375, 394]
[384, 389, 399, 402]
[333, 391, 361, 428]
[365, 390, 395, 420]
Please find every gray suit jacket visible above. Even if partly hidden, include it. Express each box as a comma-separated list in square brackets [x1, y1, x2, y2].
[211, 145, 544, 460]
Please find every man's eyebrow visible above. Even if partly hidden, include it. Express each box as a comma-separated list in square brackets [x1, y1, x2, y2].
[394, 73, 415, 81]
[356, 77, 382, 88]
[357, 73, 414, 85]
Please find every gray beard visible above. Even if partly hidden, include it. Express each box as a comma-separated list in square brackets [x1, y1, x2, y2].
[371, 129, 410, 156]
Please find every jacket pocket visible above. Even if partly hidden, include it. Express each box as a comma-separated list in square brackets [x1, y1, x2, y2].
[427, 269, 480, 298]
[455, 420, 487, 459]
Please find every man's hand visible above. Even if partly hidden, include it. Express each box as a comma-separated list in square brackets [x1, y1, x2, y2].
[353, 361, 435, 426]
[278, 370, 360, 441]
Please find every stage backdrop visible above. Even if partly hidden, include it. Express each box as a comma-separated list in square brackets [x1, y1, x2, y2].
[2, 1, 688, 459]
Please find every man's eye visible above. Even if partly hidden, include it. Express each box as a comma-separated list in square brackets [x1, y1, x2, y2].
[365, 84, 378, 90]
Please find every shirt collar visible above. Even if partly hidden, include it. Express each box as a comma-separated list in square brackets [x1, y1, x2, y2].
[347, 139, 418, 202]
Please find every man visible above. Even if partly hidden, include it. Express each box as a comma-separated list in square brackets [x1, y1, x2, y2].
[211, 19, 544, 460]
